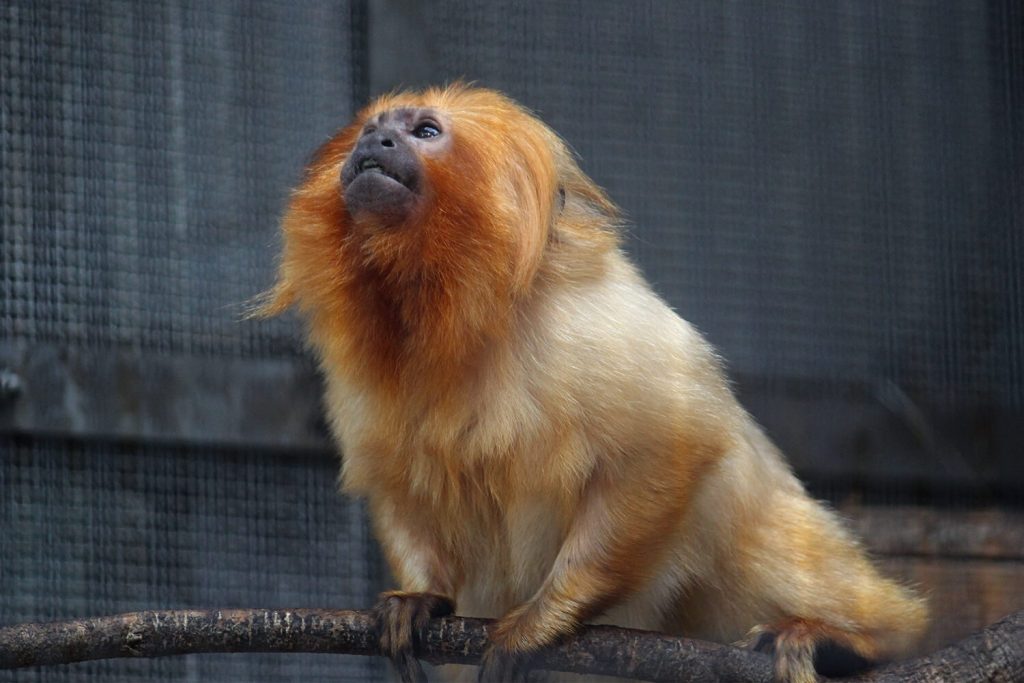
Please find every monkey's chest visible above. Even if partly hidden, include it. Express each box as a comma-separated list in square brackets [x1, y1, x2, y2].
[385, 442, 572, 610]
[333, 380, 580, 606]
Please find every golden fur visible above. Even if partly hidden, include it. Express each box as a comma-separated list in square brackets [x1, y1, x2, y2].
[259, 84, 927, 682]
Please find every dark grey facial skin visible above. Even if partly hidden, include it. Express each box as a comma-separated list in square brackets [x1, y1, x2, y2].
[340, 107, 451, 223]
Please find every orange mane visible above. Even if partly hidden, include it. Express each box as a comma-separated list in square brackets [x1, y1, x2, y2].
[260, 85, 593, 394]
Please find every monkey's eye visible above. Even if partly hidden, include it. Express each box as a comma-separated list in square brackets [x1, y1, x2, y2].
[412, 122, 441, 139]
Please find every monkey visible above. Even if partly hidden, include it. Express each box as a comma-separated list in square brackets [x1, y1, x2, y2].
[255, 84, 927, 683]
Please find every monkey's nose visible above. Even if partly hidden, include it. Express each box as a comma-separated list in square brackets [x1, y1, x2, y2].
[380, 137, 395, 148]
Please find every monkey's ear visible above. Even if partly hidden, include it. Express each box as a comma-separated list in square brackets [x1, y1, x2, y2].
[504, 138, 560, 294]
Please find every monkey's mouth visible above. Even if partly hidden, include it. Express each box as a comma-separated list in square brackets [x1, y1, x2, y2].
[344, 154, 417, 193]
[342, 150, 421, 220]
[355, 158, 406, 185]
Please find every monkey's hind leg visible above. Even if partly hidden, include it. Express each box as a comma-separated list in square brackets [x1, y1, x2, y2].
[745, 619, 874, 683]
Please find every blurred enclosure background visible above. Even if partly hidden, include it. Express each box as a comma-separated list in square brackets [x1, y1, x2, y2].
[1, 1, 1022, 681]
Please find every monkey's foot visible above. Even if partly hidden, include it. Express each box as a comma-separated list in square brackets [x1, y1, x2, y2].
[373, 590, 455, 683]
[742, 619, 873, 683]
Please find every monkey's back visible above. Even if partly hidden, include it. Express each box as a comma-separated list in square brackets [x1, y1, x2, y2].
[533, 258, 927, 651]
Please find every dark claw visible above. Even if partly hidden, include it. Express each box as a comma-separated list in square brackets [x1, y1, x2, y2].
[751, 631, 776, 654]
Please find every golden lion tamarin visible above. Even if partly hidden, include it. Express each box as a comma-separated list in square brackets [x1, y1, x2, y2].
[257, 84, 927, 682]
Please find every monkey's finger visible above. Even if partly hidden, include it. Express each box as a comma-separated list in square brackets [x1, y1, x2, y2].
[477, 646, 534, 683]
[394, 650, 429, 683]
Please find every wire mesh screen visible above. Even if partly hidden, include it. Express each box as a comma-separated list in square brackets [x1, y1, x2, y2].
[0, 435, 386, 682]
[1, 0, 360, 357]
[1, 1, 386, 681]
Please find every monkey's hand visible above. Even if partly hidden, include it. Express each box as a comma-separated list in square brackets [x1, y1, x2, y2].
[478, 457, 715, 682]
[373, 590, 455, 683]
[477, 599, 574, 682]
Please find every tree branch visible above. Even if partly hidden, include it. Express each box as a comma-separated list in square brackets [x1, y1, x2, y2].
[1, 608, 1021, 682]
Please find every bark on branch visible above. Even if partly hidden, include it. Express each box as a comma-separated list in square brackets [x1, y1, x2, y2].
[1, 608, 1021, 682]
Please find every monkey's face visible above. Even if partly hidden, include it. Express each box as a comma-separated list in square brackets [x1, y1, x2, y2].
[340, 107, 452, 224]
[265, 86, 589, 328]
[261, 85, 619, 374]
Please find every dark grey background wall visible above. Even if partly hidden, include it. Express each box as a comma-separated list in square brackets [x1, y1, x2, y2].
[1, 1, 1022, 681]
